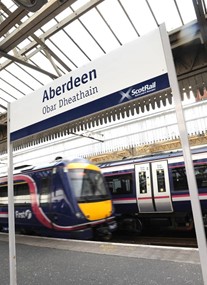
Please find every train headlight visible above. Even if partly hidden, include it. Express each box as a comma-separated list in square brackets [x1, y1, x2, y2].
[76, 212, 84, 219]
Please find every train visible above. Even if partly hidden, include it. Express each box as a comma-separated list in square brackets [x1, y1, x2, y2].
[0, 157, 117, 240]
[99, 146, 207, 233]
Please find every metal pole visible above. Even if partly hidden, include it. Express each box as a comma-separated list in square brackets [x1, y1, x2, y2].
[7, 103, 17, 285]
[160, 23, 207, 285]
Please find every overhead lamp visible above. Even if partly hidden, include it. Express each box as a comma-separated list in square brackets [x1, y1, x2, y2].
[12, 0, 48, 12]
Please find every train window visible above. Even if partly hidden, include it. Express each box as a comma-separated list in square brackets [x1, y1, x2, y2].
[0, 184, 8, 206]
[0, 185, 7, 197]
[69, 170, 84, 198]
[156, 169, 166, 193]
[40, 177, 51, 204]
[105, 173, 133, 195]
[0, 182, 31, 206]
[172, 164, 207, 191]
[14, 182, 30, 206]
[171, 167, 188, 191]
[69, 169, 110, 202]
[139, 172, 147, 194]
[194, 164, 207, 189]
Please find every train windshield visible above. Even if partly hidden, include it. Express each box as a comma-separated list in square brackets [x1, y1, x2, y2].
[68, 169, 110, 202]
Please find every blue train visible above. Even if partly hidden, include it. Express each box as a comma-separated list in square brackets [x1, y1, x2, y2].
[99, 146, 207, 233]
[0, 157, 117, 240]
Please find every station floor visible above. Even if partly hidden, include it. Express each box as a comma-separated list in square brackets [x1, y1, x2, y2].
[0, 233, 203, 285]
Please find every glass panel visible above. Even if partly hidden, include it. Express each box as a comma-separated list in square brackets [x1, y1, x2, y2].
[69, 169, 110, 202]
[71, 0, 90, 10]
[172, 164, 207, 191]
[14, 182, 30, 206]
[105, 173, 133, 195]
[55, 7, 73, 22]
[98, 0, 138, 44]
[194, 164, 207, 188]
[40, 177, 50, 204]
[0, 185, 7, 197]
[50, 29, 89, 67]
[148, 0, 182, 31]
[17, 64, 52, 87]
[0, 184, 7, 206]
[80, 8, 120, 53]
[1, 69, 34, 97]
[0, 70, 26, 100]
[176, 0, 196, 24]
[41, 19, 57, 32]
[156, 169, 166, 193]
[172, 166, 188, 191]
[17, 38, 32, 49]
[45, 39, 77, 71]
[121, 0, 157, 35]
[139, 171, 147, 194]
[64, 20, 104, 61]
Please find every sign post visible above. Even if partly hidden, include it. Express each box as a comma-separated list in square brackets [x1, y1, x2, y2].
[160, 23, 207, 285]
[7, 103, 17, 285]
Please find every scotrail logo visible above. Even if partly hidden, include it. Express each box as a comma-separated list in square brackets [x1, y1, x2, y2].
[119, 81, 156, 103]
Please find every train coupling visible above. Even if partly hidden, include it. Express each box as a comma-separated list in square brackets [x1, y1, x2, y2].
[95, 220, 117, 241]
[108, 220, 117, 231]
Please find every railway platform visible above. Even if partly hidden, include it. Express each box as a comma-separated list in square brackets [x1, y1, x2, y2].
[0, 233, 203, 285]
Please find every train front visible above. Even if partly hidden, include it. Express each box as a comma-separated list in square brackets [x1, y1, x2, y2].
[67, 158, 117, 240]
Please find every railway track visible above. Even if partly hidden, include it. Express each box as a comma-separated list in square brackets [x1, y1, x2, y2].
[0, 229, 199, 248]
[110, 230, 198, 248]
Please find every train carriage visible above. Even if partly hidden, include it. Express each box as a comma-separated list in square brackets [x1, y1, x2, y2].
[99, 146, 207, 233]
[0, 157, 117, 240]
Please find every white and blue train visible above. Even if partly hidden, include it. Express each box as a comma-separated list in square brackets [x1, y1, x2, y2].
[99, 146, 207, 233]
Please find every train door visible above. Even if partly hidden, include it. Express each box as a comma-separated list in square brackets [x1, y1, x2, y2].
[135, 160, 173, 213]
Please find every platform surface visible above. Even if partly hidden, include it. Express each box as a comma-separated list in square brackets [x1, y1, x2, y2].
[0, 233, 203, 285]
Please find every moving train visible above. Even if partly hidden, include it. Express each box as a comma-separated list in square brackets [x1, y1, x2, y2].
[99, 146, 207, 233]
[0, 157, 117, 240]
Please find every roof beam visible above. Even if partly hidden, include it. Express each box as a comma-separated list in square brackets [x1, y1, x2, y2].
[0, 49, 58, 79]
[169, 20, 202, 48]
[0, 0, 104, 71]
[15, 0, 104, 55]
[0, 7, 28, 38]
[192, 0, 207, 49]
[0, 0, 77, 52]
[31, 34, 72, 73]
[1, 9, 201, 68]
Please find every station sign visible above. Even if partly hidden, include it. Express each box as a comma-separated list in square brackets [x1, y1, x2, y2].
[10, 27, 169, 141]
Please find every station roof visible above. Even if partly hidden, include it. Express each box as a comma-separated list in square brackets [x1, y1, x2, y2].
[1, 0, 207, 152]
[1, 0, 206, 114]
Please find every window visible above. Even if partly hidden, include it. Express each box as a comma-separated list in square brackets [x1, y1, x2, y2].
[39, 177, 51, 204]
[139, 171, 147, 194]
[69, 169, 110, 202]
[0, 184, 8, 206]
[105, 173, 133, 195]
[156, 169, 166, 193]
[171, 166, 188, 191]
[0, 181, 31, 206]
[14, 182, 30, 206]
[194, 164, 207, 189]
[171, 163, 207, 191]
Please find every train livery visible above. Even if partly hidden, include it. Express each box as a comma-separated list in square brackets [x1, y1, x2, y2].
[0, 157, 117, 240]
[99, 146, 207, 233]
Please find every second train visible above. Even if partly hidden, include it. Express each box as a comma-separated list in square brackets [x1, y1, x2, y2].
[99, 146, 207, 233]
